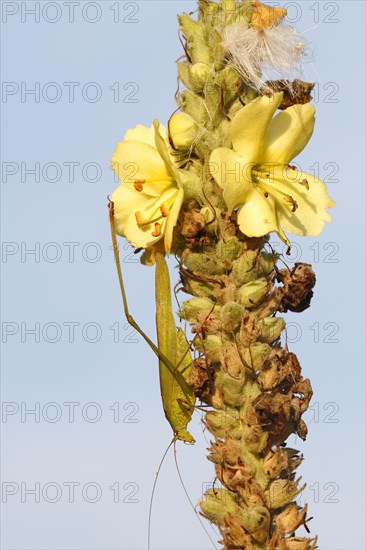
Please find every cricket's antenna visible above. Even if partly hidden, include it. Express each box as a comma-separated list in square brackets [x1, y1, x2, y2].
[173, 440, 218, 549]
[148, 437, 176, 550]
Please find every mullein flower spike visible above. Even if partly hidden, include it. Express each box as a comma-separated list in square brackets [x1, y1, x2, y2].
[109, 0, 335, 548]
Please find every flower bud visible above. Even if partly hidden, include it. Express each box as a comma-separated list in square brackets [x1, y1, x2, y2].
[217, 65, 243, 103]
[222, 376, 245, 407]
[194, 334, 222, 361]
[217, 237, 243, 263]
[259, 317, 285, 343]
[266, 479, 302, 509]
[220, 302, 245, 331]
[183, 277, 217, 300]
[179, 297, 215, 322]
[183, 249, 227, 275]
[232, 250, 262, 285]
[168, 112, 198, 151]
[181, 90, 209, 125]
[241, 506, 270, 542]
[238, 278, 270, 308]
[190, 62, 212, 90]
[200, 488, 237, 523]
[242, 342, 271, 371]
[178, 62, 213, 94]
[206, 410, 241, 439]
[178, 13, 211, 64]
[259, 251, 279, 276]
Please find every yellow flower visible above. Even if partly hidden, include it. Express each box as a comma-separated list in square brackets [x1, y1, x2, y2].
[111, 120, 184, 254]
[209, 93, 335, 245]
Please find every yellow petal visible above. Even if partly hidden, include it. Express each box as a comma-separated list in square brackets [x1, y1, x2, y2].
[111, 184, 149, 238]
[111, 140, 171, 197]
[237, 187, 289, 244]
[209, 147, 253, 212]
[123, 188, 178, 249]
[140, 241, 166, 266]
[269, 168, 336, 236]
[164, 187, 184, 254]
[124, 123, 166, 147]
[262, 103, 315, 164]
[230, 93, 283, 161]
[153, 119, 182, 185]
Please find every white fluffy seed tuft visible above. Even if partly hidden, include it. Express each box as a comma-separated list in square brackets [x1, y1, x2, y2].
[222, 21, 311, 93]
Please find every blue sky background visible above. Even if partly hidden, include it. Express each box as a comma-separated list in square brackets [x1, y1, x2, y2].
[1, 1, 365, 549]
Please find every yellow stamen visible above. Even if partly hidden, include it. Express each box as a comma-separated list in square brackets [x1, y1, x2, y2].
[151, 223, 161, 237]
[257, 178, 298, 212]
[160, 204, 168, 218]
[283, 195, 298, 212]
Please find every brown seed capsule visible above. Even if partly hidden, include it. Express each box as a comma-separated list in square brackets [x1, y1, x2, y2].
[276, 263, 316, 313]
[261, 79, 315, 109]
[275, 502, 308, 534]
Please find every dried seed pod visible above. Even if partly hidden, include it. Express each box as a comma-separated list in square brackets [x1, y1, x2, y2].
[188, 357, 211, 398]
[180, 203, 207, 243]
[263, 448, 289, 479]
[275, 502, 308, 534]
[277, 263, 316, 312]
[261, 79, 315, 109]
[243, 421, 269, 453]
[283, 536, 317, 550]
